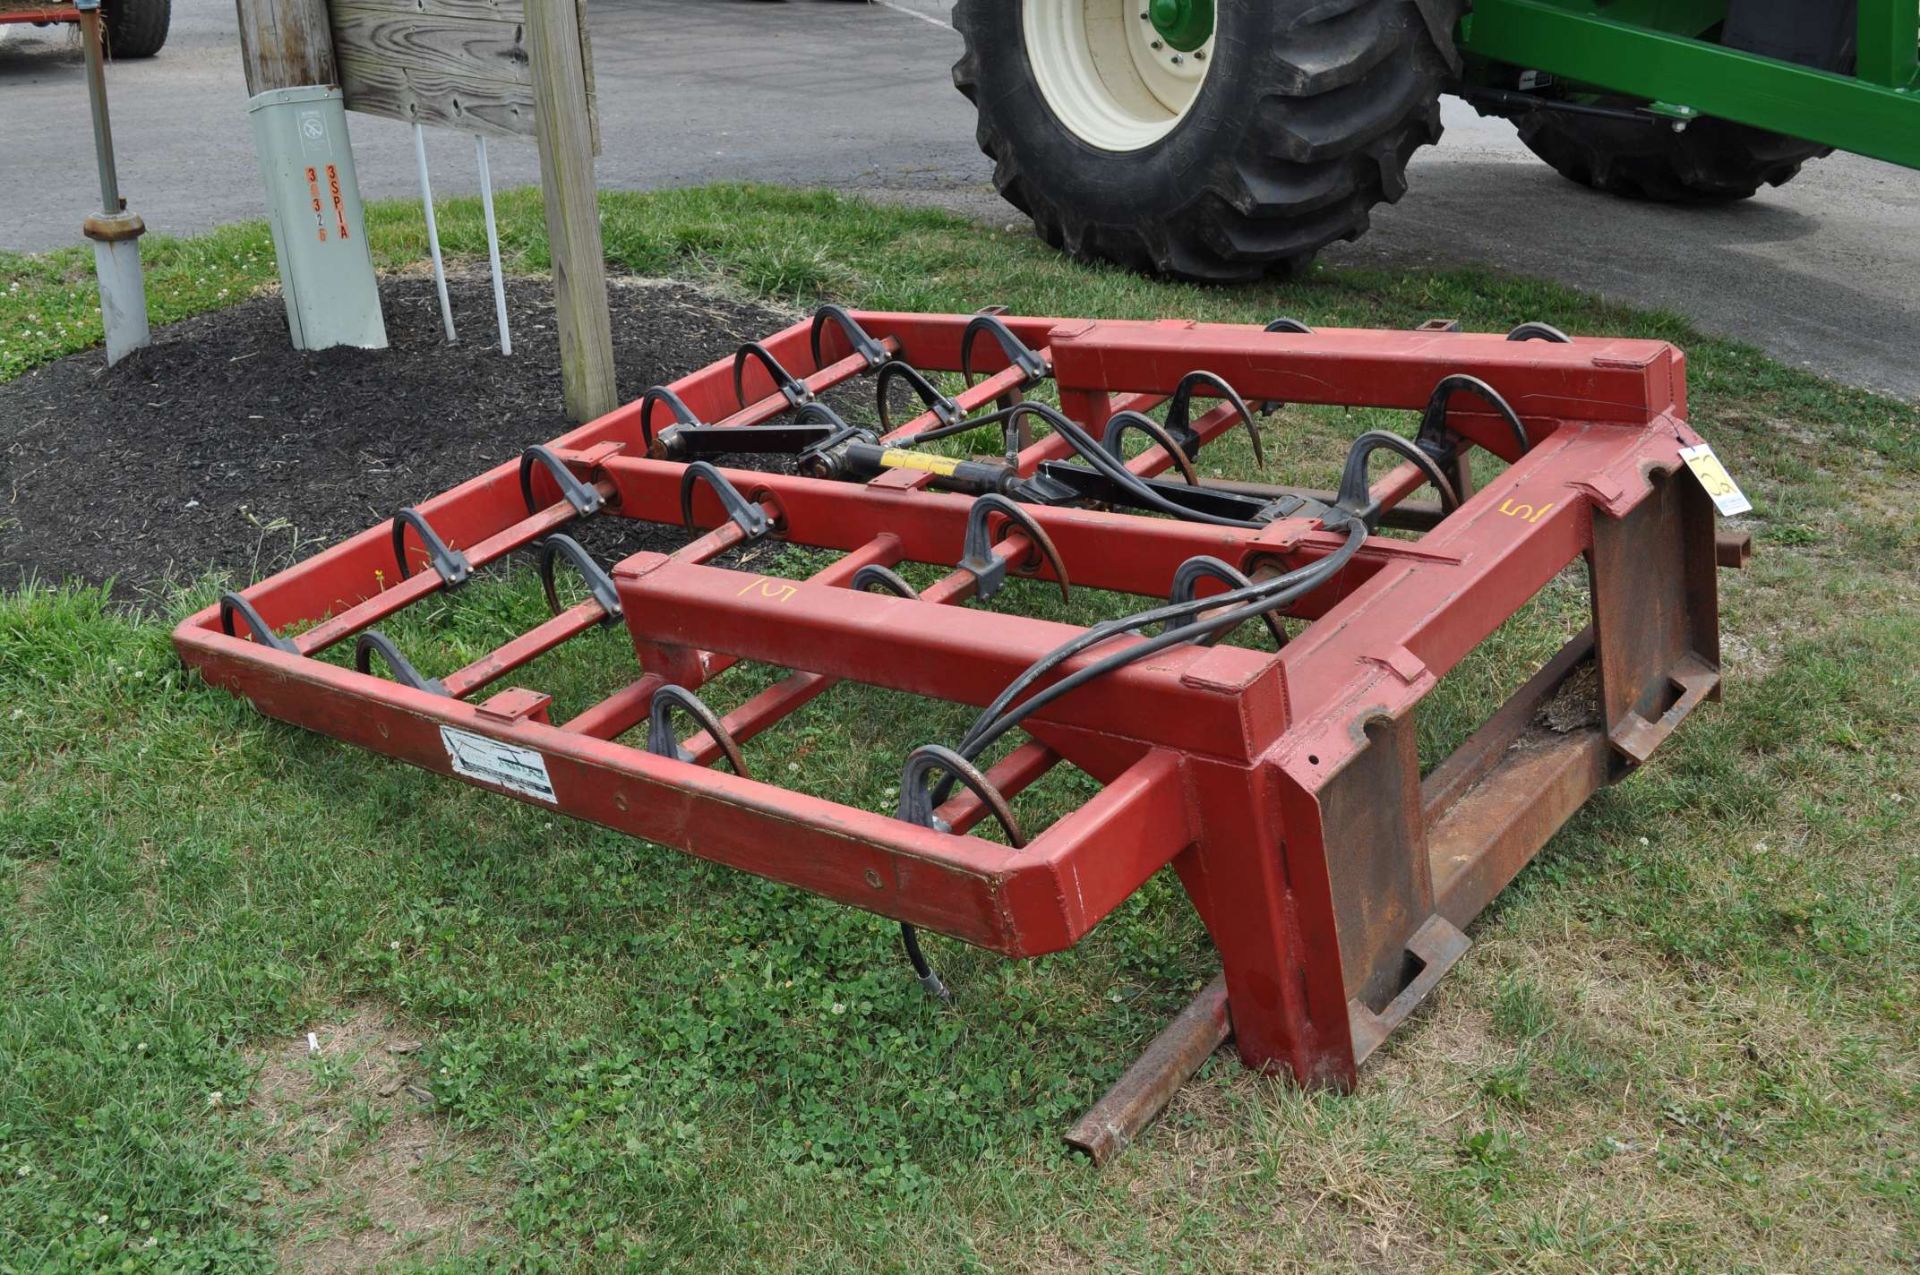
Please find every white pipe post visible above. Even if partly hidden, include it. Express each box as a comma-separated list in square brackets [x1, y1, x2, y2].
[76, 0, 150, 366]
[474, 134, 512, 355]
[412, 123, 456, 342]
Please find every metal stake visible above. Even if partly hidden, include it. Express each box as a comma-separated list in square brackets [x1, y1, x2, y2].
[76, 0, 150, 366]
[474, 134, 512, 355]
[412, 123, 456, 343]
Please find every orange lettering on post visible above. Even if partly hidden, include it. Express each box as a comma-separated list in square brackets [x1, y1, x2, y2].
[304, 166, 328, 242]
[325, 164, 350, 239]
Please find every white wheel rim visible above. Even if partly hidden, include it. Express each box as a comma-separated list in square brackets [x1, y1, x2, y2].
[1023, 0, 1214, 152]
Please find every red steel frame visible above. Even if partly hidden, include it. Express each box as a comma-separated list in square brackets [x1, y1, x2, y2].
[175, 311, 1729, 1091]
[0, 6, 80, 23]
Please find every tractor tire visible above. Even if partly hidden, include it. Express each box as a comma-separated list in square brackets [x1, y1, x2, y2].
[1515, 102, 1827, 202]
[103, 0, 169, 58]
[952, 0, 1465, 281]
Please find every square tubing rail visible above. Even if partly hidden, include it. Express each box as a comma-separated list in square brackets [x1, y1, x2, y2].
[176, 308, 1735, 1131]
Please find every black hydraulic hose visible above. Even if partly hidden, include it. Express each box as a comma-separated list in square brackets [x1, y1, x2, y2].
[890, 400, 1029, 449]
[950, 517, 1369, 766]
[1004, 402, 1267, 528]
[953, 528, 1355, 760]
[899, 923, 948, 1001]
[897, 516, 1368, 995]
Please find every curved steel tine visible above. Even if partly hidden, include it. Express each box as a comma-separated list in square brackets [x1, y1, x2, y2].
[646, 684, 749, 776]
[1167, 370, 1263, 467]
[1255, 319, 1312, 412]
[1102, 409, 1200, 485]
[1419, 373, 1531, 456]
[896, 744, 1026, 846]
[679, 461, 773, 539]
[1165, 554, 1287, 648]
[1336, 429, 1461, 528]
[810, 303, 889, 369]
[851, 564, 921, 600]
[353, 630, 448, 696]
[876, 360, 962, 434]
[959, 313, 1047, 387]
[793, 401, 855, 431]
[639, 385, 702, 450]
[390, 507, 471, 587]
[218, 591, 299, 653]
[732, 341, 812, 410]
[536, 534, 622, 627]
[519, 444, 603, 518]
[892, 741, 1027, 1003]
[959, 492, 1070, 602]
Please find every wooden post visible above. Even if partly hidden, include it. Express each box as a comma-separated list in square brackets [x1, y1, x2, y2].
[235, 0, 336, 94]
[526, 0, 617, 422]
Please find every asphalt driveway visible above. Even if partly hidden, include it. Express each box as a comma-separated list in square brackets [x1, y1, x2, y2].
[2, 0, 1914, 398]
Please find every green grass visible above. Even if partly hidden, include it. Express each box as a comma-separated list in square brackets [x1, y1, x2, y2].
[2, 186, 1916, 1272]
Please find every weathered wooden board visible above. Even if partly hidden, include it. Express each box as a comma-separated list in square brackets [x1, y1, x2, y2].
[329, 0, 597, 150]
[239, 0, 338, 95]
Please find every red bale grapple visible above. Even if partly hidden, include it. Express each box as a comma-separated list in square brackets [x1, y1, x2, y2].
[175, 308, 1744, 1161]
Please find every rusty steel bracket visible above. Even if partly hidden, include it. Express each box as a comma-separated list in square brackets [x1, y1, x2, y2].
[1346, 916, 1471, 1065]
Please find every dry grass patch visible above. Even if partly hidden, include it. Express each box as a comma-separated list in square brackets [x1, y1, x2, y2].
[8, 859, 55, 912]
[248, 1003, 504, 1272]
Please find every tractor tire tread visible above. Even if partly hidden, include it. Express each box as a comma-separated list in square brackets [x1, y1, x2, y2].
[953, 0, 1464, 281]
[1515, 107, 1827, 203]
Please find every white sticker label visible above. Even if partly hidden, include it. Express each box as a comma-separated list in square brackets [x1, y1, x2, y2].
[1678, 443, 1752, 517]
[296, 108, 332, 159]
[440, 726, 556, 803]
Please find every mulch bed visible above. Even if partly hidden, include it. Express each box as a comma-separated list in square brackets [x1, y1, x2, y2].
[0, 274, 807, 603]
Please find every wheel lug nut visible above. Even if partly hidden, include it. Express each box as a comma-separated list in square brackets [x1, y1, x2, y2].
[1170, 53, 1184, 63]
[1150, 39, 1163, 49]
